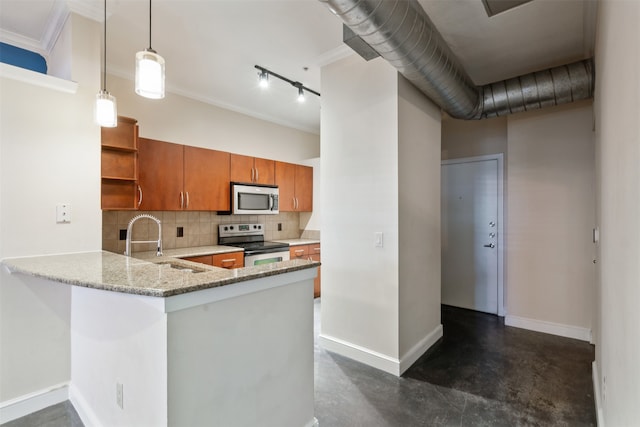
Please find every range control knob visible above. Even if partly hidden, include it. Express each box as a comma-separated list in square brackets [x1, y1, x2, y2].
[257, 225, 261, 229]
[223, 226, 228, 231]
[230, 225, 234, 230]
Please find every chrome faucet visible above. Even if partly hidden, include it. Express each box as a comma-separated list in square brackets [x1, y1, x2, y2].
[124, 214, 163, 257]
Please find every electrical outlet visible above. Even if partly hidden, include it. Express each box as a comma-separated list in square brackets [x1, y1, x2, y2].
[119, 229, 127, 241]
[56, 203, 72, 223]
[277, 223, 282, 231]
[177, 227, 184, 238]
[116, 383, 123, 409]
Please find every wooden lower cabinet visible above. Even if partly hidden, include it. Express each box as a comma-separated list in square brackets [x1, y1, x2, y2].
[212, 252, 244, 269]
[289, 244, 321, 297]
[182, 251, 243, 269]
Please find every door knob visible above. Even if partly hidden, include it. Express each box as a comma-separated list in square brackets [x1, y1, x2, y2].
[483, 243, 495, 248]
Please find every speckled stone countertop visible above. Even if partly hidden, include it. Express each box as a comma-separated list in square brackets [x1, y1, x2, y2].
[273, 239, 321, 246]
[2, 251, 320, 298]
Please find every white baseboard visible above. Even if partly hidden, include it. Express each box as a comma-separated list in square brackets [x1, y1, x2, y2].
[68, 383, 102, 427]
[505, 314, 592, 342]
[319, 333, 401, 375]
[399, 324, 443, 375]
[319, 324, 443, 377]
[0, 382, 69, 424]
[592, 361, 605, 427]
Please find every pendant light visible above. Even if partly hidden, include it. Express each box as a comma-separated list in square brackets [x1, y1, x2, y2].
[95, 0, 117, 127]
[135, 0, 165, 99]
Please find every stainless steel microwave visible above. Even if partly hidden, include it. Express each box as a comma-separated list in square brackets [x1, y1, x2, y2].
[231, 183, 279, 215]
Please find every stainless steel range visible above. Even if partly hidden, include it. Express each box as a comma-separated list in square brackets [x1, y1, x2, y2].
[218, 223, 290, 266]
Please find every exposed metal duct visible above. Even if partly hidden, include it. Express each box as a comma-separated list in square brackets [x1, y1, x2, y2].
[319, 0, 594, 120]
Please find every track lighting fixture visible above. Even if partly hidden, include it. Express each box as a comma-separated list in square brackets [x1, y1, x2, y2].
[254, 65, 320, 102]
[95, 0, 117, 127]
[135, 0, 165, 99]
[258, 69, 269, 88]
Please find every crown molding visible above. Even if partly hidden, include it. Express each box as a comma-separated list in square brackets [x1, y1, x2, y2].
[0, 0, 102, 58]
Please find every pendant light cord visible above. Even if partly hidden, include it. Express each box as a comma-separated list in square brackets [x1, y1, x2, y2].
[103, 0, 107, 90]
[148, 0, 152, 50]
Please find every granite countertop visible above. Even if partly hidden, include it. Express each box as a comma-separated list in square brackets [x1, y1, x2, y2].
[273, 239, 321, 246]
[2, 251, 320, 298]
[133, 245, 242, 260]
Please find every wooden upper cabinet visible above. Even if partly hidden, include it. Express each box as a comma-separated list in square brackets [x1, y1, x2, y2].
[138, 138, 184, 210]
[275, 161, 313, 212]
[101, 116, 138, 150]
[184, 146, 230, 211]
[295, 164, 313, 212]
[139, 139, 230, 211]
[230, 153, 274, 185]
[275, 161, 296, 211]
[101, 116, 139, 210]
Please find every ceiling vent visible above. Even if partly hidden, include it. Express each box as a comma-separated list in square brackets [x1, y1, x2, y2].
[481, 0, 534, 17]
[319, 0, 594, 120]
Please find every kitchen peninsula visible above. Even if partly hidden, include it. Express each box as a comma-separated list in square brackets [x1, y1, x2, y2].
[2, 251, 319, 427]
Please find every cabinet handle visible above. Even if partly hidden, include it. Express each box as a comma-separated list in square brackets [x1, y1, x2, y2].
[294, 249, 305, 256]
[255, 167, 259, 182]
[180, 192, 184, 209]
[137, 185, 143, 207]
[186, 192, 190, 209]
[295, 197, 299, 210]
[251, 168, 255, 182]
[221, 259, 236, 267]
[313, 247, 320, 252]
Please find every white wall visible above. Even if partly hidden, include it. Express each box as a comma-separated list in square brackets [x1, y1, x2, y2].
[320, 55, 441, 375]
[593, 0, 640, 424]
[441, 115, 507, 160]
[320, 55, 400, 363]
[108, 74, 319, 163]
[70, 286, 168, 427]
[506, 101, 596, 338]
[397, 76, 442, 360]
[0, 14, 101, 406]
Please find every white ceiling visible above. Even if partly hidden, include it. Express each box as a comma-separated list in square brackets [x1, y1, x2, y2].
[0, 0, 596, 134]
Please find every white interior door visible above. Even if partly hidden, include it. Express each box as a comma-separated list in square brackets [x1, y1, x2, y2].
[441, 158, 500, 314]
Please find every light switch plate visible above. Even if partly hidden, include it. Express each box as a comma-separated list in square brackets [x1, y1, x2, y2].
[374, 232, 383, 248]
[56, 203, 71, 223]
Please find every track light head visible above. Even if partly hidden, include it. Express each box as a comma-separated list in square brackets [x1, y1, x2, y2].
[258, 69, 269, 88]
[297, 86, 305, 103]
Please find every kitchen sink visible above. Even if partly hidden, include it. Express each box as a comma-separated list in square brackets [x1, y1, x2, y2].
[157, 260, 208, 273]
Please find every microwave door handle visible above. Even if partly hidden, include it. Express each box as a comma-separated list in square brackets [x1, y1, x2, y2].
[269, 194, 274, 211]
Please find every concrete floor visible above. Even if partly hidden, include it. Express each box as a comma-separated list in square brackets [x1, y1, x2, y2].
[3, 300, 595, 427]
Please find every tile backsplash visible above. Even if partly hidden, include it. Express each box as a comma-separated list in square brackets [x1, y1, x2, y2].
[103, 211, 303, 254]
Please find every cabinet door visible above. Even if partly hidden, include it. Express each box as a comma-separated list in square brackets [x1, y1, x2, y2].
[295, 165, 313, 212]
[138, 138, 184, 210]
[290, 245, 309, 260]
[184, 146, 230, 211]
[230, 153, 255, 183]
[275, 161, 296, 212]
[254, 157, 275, 185]
[212, 252, 244, 269]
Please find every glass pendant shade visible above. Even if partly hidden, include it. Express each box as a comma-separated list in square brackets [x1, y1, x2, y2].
[135, 48, 165, 99]
[95, 90, 117, 127]
[297, 87, 305, 103]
